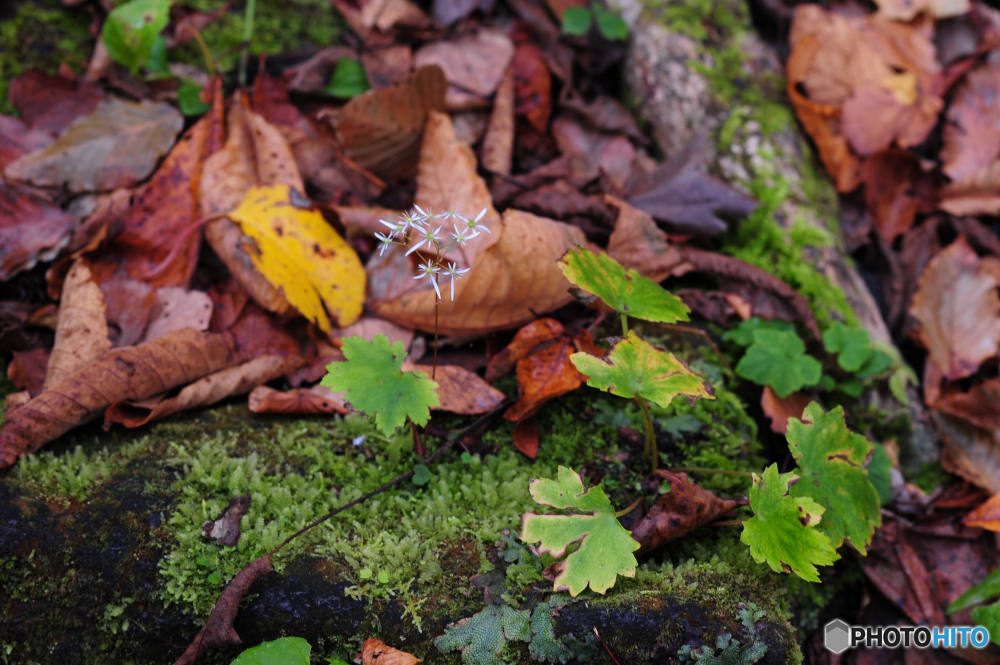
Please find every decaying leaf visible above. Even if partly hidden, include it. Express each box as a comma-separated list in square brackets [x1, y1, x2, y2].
[8, 68, 103, 134]
[100, 276, 158, 347]
[521, 466, 640, 596]
[485, 318, 565, 382]
[0, 182, 80, 281]
[937, 377, 1000, 430]
[513, 417, 539, 458]
[571, 331, 714, 409]
[631, 471, 748, 554]
[875, 0, 968, 21]
[964, 493, 1000, 531]
[358, 638, 421, 665]
[414, 30, 515, 104]
[44, 258, 111, 391]
[5, 97, 183, 193]
[932, 411, 1000, 494]
[202, 493, 252, 547]
[321, 334, 439, 435]
[558, 246, 690, 325]
[228, 184, 365, 332]
[7, 349, 49, 397]
[141, 287, 214, 343]
[0, 329, 241, 468]
[104, 354, 304, 428]
[941, 64, 1000, 183]
[909, 236, 1000, 381]
[401, 362, 505, 414]
[740, 464, 839, 583]
[861, 149, 937, 243]
[248, 384, 351, 415]
[787, 403, 881, 553]
[333, 65, 447, 180]
[760, 387, 810, 435]
[172, 556, 273, 665]
[481, 67, 515, 176]
[604, 196, 683, 282]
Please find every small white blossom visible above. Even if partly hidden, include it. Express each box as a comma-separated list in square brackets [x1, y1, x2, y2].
[414, 259, 442, 300]
[378, 218, 406, 238]
[406, 224, 442, 256]
[374, 231, 394, 256]
[442, 262, 470, 300]
[451, 224, 476, 246]
[437, 206, 464, 222]
[464, 208, 491, 235]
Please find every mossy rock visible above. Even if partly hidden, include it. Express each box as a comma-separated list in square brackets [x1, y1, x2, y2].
[0, 369, 813, 665]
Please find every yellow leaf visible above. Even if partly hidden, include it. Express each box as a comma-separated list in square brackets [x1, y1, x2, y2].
[229, 184, 365, 332]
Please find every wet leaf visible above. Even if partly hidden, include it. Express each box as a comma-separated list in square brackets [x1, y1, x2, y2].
[910, 236, 1000, 381]
[172, 556, 273, 665]
[248, 384, 350, 415]
[740, 464, 839, 583]
[631, 471, 748, 554]
[202, 493, 251, 548]
[787, 403, 882, 553]
[520, 466, 640, 596]
[333, 65, 447, 180]
[964, 493, 1000, 532]
[558, 246, 690, 325]
[513, 417, 539, 458]
[760, 387, 810, 435]
[485, 318, 565, 382]
[45, 259, 111, 390]
[359, 639, 421, 665]
[228, 184, 365, 332]
[102, 0, 172, 74]
[0, 182, 80, 281]
[0, 329, 241, 468]
[5, 98, 183, 193]
[321, 334, 439, 435]
[735, 329, 822, 398]
[571, 331, 713, 409]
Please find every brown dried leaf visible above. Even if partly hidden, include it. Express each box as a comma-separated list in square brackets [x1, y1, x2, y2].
[172, 556, 273, 665]
[513, 417, 539, 458]
[248, 383, 351, 415]
[481, 67, 515, 176]
[5, 98, 184, 193]
[861, 149, 938, 243]
[8, 69, 103, 134]
[0, 116, 53, 171]
[336, 316, 414, 351]
[631, 471, 749, 554]
[876, 0, 968, 20]
[0, 329, 241, 468]
[358, 639, 421, 665]
[551, 115, 635, 196]
[100, 276, 158, 348]
[45, 259, 111, 391]
[104, 354, 303, 428]
[402, 362, 505, 414]
[7, 348, 49, 397]
[200, 97, 300, 318]
[512, 43, 552, 134]
[485, 318, 566, 382]
[941, 64, 1000, 182]
[939, 159, 1000, 215]
[202, 493, 251, 547]
[361, 0, 431, 31]
[760, 386, 811, 435]
[141, 287, 214, 343]
[334, 65, 447, 180]
[0, 182, 80, 281]
[932, 411, 1000, 494]
[909, 236, 1000, 381]
[937, 378, 1000, 430]
[560, 96, 645, 144]
[509, 180, 615, 227]
[964, 492, 1000, 531]
[414, 30, 514, 102]
[605, 195, 683, 282]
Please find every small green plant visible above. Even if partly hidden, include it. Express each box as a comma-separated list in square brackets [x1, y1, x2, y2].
[101, 0, 172, 75]
[559, 246, 714, 471]
[229, 637, 311, 665]
[325, 57, 370, 98]
[560, 4, 628, 40]
[321, 334, 439, 436]
[948, 568, 1000, 645]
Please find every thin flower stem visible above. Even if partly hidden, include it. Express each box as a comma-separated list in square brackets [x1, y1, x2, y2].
[614, 497, 644, 518]
[670, 466, 754, 478]
[710, 519, 748, 526]
[433, 301, 439, 381]
[179, 19, 216, 78]
[635, 397, 656, 472]
[621, 313, 629, 337]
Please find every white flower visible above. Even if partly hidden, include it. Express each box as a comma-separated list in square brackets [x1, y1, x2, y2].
[402, 209, 427, 230]
[437, 206, 464, 222]
[451, 224, 476, 246]
[374, 231, 394, 256]
[442, 262, 470, 301]
[413, 204, 432, 223]
[464, 208, 491, 234]
[406, 224, 442, 256]
[378, 218, 406, 238]
[414, 259, 442, 300]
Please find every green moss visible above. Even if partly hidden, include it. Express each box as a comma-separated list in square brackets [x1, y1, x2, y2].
[171, 0, 342, 74]
[0, 0, 95, 116]
[15, 439, 148, 503]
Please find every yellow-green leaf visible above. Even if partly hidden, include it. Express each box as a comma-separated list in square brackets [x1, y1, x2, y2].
[228, 184, 365, 332]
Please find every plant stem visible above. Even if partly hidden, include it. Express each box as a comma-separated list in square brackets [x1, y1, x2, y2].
[710, 519, 747, 526]
[238, 0, 257, 88]
[179, 20, 216, 78]
[614, 496, 644, 518]
[267, 400, 511, 558]
[433, 300, 439, 381]
[635, 397, 656, 472]
[670, 466, 754, 478]
[621, 313, 629, 337]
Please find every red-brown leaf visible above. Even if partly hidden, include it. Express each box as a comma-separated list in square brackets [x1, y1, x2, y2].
[513, 416, 540, 458]
[760, 387, 812, 435]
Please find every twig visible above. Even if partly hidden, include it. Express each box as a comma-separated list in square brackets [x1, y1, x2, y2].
[266, 401, 510, 558]
[592, 628, 622, 665]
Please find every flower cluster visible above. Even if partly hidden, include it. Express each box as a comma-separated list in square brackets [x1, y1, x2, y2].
[376, 205, 490, 301]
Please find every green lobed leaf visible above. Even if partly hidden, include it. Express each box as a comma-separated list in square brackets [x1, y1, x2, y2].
[971, 602, 1000, 646]
[321, 334, 439, 436]
[561, 6, 593, 36]
[735, 329, 821, 398]
[822, 322, 872, 373]
[412, 464, 431, 486]
[558, 246, 690, 325]
[868, 443, 893, 507]
[230, 637, 311, 665]
[520, 466, 639, 596]
[855, 350, 893, 379]
[722, 317, 794, 347]
[178, 80, 211, 117]
[787, 403, 881, 554]
[101, 0, 172, 74]
[740, 464, 838, 583]
[326, 58, 370, 98]
[594, 8, 628, 40]
[949, 569, 1000, 614]
[571, 331, 714, 409]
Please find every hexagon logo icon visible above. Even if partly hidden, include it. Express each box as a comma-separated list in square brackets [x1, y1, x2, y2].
[825, 619, 851, 654]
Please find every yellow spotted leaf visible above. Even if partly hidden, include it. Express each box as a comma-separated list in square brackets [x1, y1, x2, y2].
[228, 184, 365, 332]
